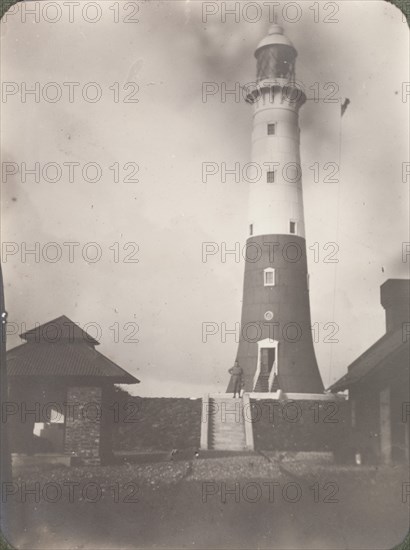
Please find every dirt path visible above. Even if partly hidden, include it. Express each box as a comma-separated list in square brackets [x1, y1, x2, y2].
[2, 458, 408, 549]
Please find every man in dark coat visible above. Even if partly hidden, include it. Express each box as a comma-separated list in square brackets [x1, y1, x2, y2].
[228, 360, 243, 398]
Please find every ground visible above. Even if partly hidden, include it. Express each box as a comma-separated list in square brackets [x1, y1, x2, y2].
[2, 453, 409, 550]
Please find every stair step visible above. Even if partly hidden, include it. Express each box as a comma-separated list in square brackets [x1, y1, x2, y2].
[213, 434, 245, 438]
[212, 422, 244, 428]
[212, 440, 246, 444]
[212, 434, 246, 442]
[213, 440, 246, 449]
[212, 435, 246, 440]
[211, 430, 245, 437]
[213, 434, 245, 441]
[208, 396, 248, 451]
[213, 435, 244, 440]
[214, 422, 244, 430]
[212, 446, 246, 450]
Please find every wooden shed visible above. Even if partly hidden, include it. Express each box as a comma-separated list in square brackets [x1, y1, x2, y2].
[6, 315, 139, 465]
[330, 280, 410, 464]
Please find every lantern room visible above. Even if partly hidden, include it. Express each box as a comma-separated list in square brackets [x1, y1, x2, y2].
[254, 24, 297, 83]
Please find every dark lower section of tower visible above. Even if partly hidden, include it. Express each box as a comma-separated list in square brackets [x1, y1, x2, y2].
[227, 234, 324, 394]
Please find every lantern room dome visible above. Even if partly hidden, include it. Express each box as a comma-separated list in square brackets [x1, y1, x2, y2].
[255, 24, 296, 56]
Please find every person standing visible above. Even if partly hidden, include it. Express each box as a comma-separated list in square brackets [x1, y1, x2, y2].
[228, 360, 243, 398]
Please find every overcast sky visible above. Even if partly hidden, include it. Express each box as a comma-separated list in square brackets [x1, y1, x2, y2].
[1, 0, 409, 396]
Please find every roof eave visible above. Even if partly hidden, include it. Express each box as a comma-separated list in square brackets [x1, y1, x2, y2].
[328, 338, 409, 392]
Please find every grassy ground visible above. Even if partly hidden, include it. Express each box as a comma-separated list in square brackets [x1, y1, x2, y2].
[2, 455, 409, 550]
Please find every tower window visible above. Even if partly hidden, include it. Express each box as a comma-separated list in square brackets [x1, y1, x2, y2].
[267, 171, 275, 183]
[267, 123, 276, 135]
[249, 224, 253, 236]
[289, 221, 297, 234]
[264, 268, 275, 287]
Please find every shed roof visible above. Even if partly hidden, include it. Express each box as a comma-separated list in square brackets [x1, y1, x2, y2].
[20, 315, 100, 345]
[329, 327, 408, 392]
[7, 316, 139, 384]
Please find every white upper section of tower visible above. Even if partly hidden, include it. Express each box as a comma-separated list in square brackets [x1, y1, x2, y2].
[247, 26, 306, 240]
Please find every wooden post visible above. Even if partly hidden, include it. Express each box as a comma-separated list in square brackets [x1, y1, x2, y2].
[200, 394, 210, 450]
[242, 392, 254, 450]
[0, 265, 12, 482]
[379, 386, 392, 464]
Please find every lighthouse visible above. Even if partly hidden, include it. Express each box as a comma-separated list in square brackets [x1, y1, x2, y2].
[228, 24, 324, 395]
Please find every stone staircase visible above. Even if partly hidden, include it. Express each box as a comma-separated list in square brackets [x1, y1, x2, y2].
[254, 372, 269, 392]
[254, 372, 280, 392]
[271, 374, 280, 392]
[208, 396, 247, 451]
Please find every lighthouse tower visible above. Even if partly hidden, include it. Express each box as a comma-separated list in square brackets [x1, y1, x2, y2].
[228, 24, 324, 394]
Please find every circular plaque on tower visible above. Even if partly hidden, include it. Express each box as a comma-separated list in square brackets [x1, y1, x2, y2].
[264, 311, 274, 321]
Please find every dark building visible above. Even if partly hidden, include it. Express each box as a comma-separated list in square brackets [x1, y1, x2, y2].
[330, 279, 410, 464]
[6, 315, 139, 465]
